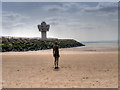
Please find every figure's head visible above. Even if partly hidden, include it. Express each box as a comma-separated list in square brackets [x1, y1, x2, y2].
[55, 41, 58, 45]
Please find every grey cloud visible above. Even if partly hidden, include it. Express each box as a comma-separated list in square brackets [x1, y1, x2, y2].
[42, 3, 84, 13]
[45, 15, 98, 33]
[66, 22, 98, 31]
[63, 3, 83, 10]
[2, 11, 29, 30]
[49, 22, 59, 26]
[44, 16, 68, 26]
[43, 5, 67, 13]
[48, 7, 63, 12]
[84, 3, 118, 13]
[99, 6, 117, 12]
[80, 26, 97, 30]
[42, 2, 118, 17]
[44, 17, 60, 26]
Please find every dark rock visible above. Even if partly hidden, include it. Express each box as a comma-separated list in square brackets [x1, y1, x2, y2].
[1, 37, 85, 52]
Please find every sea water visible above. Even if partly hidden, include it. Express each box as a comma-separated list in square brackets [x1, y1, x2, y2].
[74, 42, 118, 52]
[82, 42, 118, 48]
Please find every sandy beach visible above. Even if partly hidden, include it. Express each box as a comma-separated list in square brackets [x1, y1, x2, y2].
[2, 45, 118, 88]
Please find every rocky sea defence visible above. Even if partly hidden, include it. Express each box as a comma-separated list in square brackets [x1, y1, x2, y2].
[1, 37, 85, 52]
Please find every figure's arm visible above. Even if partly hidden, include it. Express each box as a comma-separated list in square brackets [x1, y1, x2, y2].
[58, 47, 60, 57]
[53, 46, 55, 55]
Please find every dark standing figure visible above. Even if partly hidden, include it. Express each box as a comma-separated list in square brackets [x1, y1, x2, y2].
[53, 41, 60, 69]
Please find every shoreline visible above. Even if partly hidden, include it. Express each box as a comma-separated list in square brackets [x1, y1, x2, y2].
[2, 46, 118, 54]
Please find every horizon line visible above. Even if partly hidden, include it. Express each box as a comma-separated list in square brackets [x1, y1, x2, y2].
[81, 40, 118, 43]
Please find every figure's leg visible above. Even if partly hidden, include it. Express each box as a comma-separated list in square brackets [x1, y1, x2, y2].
[57, 57, 59, 68]
[54, 57, 57, 67]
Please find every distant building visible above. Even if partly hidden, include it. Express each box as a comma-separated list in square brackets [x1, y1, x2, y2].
[38, 21, 50, 39]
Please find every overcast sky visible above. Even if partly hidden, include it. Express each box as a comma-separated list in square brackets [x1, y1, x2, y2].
[2, 2, 118, 42]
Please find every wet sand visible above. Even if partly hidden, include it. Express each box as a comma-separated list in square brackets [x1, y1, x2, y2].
[2, 47, 118, 88]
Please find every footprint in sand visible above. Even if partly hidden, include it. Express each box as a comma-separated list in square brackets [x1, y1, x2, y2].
[99, 69, 110, 72]
[17, 70, 20, 71]
[83, 77, 89, 79]
[105, 69, 110, 72]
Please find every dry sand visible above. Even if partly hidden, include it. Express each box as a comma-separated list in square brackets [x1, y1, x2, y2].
[2, 47, 118, 88]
